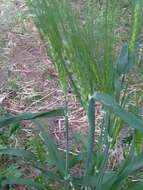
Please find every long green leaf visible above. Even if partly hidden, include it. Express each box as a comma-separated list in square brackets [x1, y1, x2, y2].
[34, 120, 65, 176]
[0, 148, 37, 162]
[117, 43, 129, 75]
[0, 109, 64, 128]
[93, 92, 143, 133]
[84, 97, 96, 180]
[1, 178, 44, 190]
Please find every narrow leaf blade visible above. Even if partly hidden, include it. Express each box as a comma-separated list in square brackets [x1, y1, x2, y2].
[0, 109, 64, 128]
[0, 148, 37, 161]
[2, 178, 44, 190]
[93, 92, 143, 133]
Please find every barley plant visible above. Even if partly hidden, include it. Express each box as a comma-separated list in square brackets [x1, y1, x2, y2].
[0, 0, 143, 190]
[26, 0, 143, 152]
[26, 0, 142, 106]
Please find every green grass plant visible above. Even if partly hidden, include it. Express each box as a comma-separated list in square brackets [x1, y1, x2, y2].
[0, 0, 143, 189]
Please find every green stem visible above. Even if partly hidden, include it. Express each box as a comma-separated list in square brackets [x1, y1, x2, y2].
[96, 142, 110, 190]
[64, 96, 69, 179]
[96, 110, 111, 190]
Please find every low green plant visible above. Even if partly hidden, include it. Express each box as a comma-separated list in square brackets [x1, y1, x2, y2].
[0, 109, 65, 189]
[1, 97, 143, 189]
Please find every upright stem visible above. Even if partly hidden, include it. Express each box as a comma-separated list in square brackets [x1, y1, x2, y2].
[96, 142, 110, 190]
[85, 97, 96, 178]
[96, 110, 111, 190]
[64, 95, 69, 179]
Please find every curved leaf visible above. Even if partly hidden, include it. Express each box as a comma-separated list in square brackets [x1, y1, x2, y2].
[0, 148, 37, 161]
[34, 120, 66, 176]
[0, 108, 64, 128]
[93, 92, 143, 133]
[1, 178, 44, 190]
[117, 43, 129, 75]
